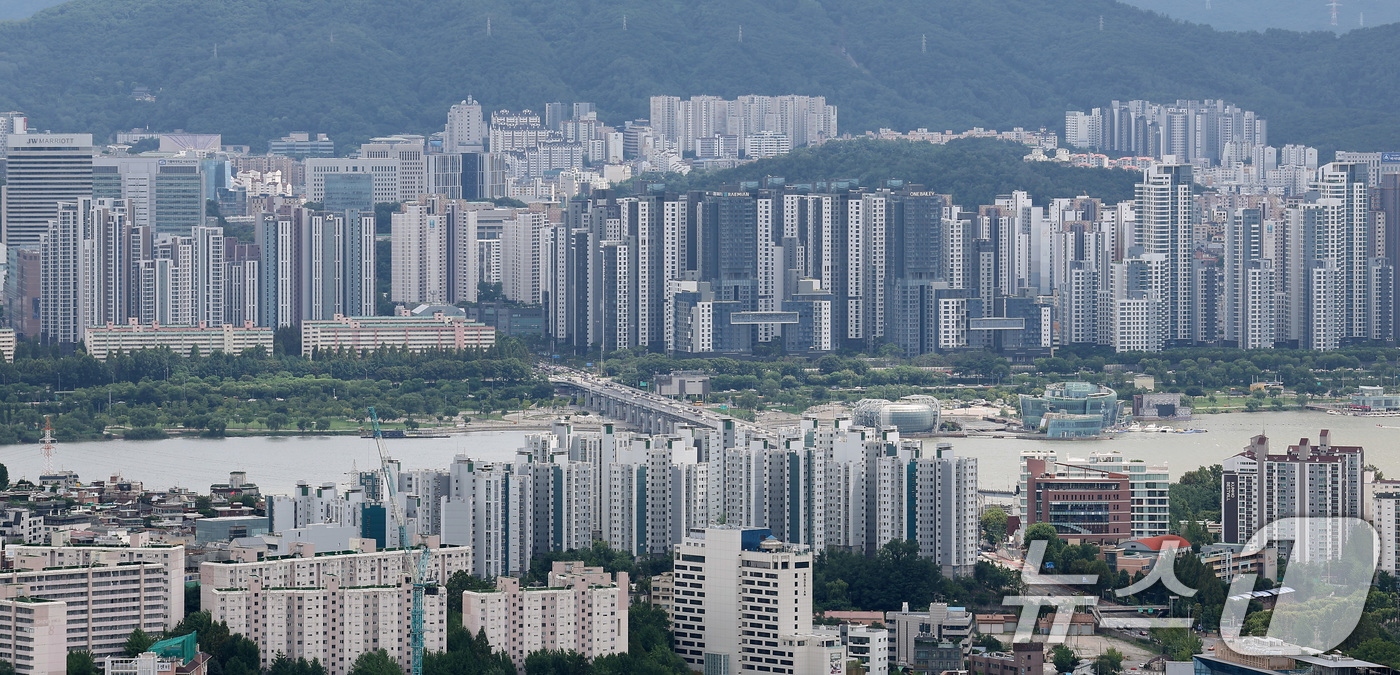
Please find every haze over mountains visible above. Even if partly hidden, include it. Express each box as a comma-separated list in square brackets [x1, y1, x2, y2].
[1, 0, 1398, 153]
[1119, 0, 1400, 32]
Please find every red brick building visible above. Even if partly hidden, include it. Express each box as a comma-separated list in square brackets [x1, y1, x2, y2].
[1024, 458, 1132, 544]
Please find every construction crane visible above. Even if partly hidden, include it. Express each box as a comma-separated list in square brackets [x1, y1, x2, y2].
[368, 407, 434, 675]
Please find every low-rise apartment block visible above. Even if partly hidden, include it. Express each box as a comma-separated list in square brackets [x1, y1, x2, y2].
[300, 313, 495, 356]
[83, 321, 274, 360]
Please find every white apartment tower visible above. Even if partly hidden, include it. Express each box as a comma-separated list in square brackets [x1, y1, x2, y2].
[390, 201, 449, 304]
[1135, 162, 1195, 345]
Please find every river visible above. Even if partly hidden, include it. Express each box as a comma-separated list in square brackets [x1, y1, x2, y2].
[0, 410, 1394, 494]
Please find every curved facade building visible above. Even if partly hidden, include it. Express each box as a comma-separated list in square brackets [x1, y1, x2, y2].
[1019, 382, 1119, 437]
[851, 396, 941, 433]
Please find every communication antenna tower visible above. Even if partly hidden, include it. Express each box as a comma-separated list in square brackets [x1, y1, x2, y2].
[922, 34, 927, 53]
[486, 17, 492, 36]
[1099, 15, 1105, 30]
[1329, 0, 1340, 26]
[623, 14, 627, 30]
[41, 415, 55, 476]
[738, 24, 743, 42]
[1359, 11, 1364, 26]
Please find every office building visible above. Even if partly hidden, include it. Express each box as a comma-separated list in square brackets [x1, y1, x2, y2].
[269, 132, 335, 157]
[92, 157, 205, 235]
[305, 158, 401, 205]
[1024, 456, 1132, 543]
[445, 98, 486, 153]
[670, 527, 845, 675]
[462, 561, 628, 669]
[360, 136, 427, 201]
[885, 603, 973, 669]
[1, 133, 94, 247]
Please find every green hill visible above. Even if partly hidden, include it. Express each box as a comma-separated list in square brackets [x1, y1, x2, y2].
[0, 0, 1397, 154]
[635, 138, 1143, 208]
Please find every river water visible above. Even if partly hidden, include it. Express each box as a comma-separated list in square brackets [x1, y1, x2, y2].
[0, 410, 1394, 495]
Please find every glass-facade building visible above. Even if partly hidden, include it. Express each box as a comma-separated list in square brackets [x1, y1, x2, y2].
[1019, 382, 1120, 437]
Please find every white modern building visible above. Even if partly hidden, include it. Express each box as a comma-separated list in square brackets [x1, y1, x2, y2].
[1135, 162, 1195, 345]
[445, 97, 486, 153]
[670, 526, 845, 675]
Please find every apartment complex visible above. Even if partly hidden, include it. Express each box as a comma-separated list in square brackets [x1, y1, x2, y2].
[300, 313, 496, 356]
[461, 561, 628, 669]
[8, 544, 187, 629]
[203, 543, 469, 675]
[211, 575, 444, 675]
[0, 562, 169, 656]
[83, 320, 274, 360]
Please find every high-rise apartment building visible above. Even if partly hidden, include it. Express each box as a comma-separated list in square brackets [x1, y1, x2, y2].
[1220, 430, 1364, 563]
[462, 562, 628, 669]
[2, 133, 94, 247]
[1136, 162, 1196, 346]
[0, 561, 171, 656]
[258, 206, 375, 327]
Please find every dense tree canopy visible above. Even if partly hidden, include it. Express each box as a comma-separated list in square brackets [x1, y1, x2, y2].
[1, 0, 1399, 153]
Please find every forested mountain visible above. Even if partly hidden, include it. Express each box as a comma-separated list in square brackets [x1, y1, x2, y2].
[635, 138, 1143, 208]
[1, 0, 1398, 153]
[1120, 0, 1400, 33]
